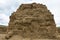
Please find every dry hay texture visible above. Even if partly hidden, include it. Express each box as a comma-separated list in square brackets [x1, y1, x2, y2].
[7, 3, 58, 39]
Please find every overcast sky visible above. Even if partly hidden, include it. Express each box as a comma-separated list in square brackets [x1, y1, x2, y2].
[0, 0, 60, 27]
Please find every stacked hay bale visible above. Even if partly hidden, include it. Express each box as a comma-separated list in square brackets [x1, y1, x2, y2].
[7, 3, 57, 39]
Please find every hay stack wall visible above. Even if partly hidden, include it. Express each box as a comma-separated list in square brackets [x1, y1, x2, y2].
[8, 3, 57, 39]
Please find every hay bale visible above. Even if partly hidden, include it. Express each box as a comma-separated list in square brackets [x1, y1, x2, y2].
[7, 3, 57, 39]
